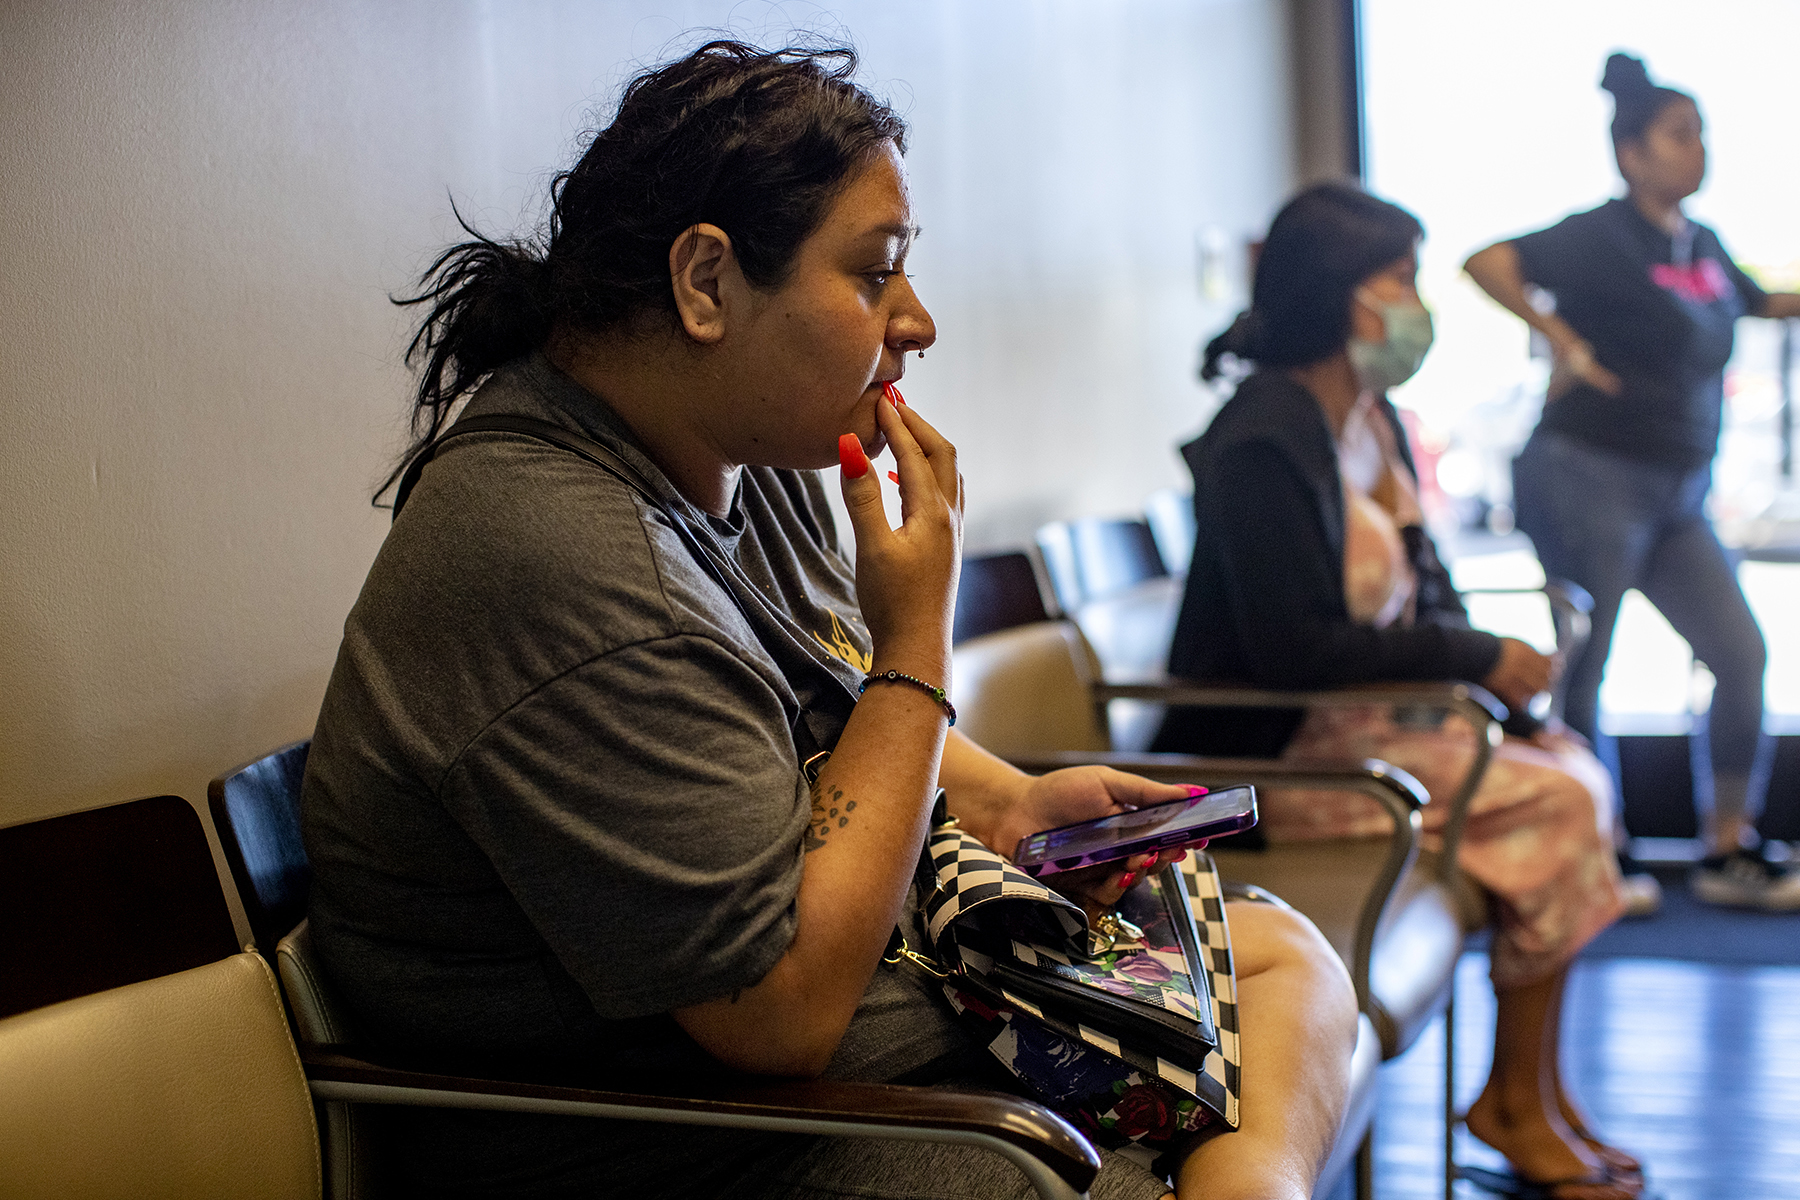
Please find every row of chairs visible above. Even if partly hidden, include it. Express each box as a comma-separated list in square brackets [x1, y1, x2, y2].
[0, 752, 1409, 1198]
[0, 776, 1104, 1200]
[0, 757, 1396, 1199]
[0, 754, 1403, 1198]
[953, 493, 1595, 1200]
[0, 500, 1585, 1198]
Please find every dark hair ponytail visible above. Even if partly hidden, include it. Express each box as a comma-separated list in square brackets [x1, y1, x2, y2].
[1201, 183, 1422, 382]
[376, 39, 906, 505]
[1601, 52, 1693, 147]
[1200, 310, 1263, 383]
[383, 217, 554, 494]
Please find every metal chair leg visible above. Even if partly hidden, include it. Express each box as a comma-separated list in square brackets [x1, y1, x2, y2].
[1356, 1124, 1375, 1200]
[1444, 980, 1457, 1200]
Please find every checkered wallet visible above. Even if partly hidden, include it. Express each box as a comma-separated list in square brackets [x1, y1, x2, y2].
[914, 826, 1241, 1149]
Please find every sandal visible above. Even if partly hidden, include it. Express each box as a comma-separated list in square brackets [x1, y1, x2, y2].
[1457, 1163, 1641, 1200]
[1563, 1120, 1643, 1182]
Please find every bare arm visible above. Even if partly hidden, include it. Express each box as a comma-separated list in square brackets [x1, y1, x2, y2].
[672, 398, 961, 1077]
[939, 731, 1192, 859]
[1760, 293, 1800, 319]
[1463, 241, 1622, 397]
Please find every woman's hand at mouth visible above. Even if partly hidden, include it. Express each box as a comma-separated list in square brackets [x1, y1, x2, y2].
[838, 394, 963, 679]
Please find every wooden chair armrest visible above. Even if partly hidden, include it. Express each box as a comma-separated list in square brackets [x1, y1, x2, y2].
[999, 751, 1424, 1011]
[300, 1046, 1100, 1199]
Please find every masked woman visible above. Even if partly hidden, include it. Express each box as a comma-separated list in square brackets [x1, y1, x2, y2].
[1154, 184, 1634, 1199]
[1466, 53, 1800, 911]
[300, 40, 1356, 1200]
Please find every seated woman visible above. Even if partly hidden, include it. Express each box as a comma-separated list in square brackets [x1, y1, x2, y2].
[1153, 184, 1635, 1200]
[301, 40, 1356, 1200]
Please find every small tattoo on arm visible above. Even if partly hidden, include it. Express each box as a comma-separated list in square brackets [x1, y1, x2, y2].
[805, 778, 857, 854]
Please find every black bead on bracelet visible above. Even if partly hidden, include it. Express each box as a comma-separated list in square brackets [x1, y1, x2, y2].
[858, 669, 957, 726]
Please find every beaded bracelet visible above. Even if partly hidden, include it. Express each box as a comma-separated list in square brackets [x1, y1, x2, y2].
[859, 669, 957, 726]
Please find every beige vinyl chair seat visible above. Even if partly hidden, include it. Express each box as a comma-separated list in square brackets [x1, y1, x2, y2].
[1209, 840, 1484, 1055]
[1057, 584, 1498, 1061]
[953, 619, 1480, 1059]
[956, 620, 1439, 1199]
[0, 952, 322, 1200]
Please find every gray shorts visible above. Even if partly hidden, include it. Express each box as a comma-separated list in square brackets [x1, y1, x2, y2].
[387, 901, 1176, 1199]
[719, 1081, 1172, 1200]
[712, 904, 1174, 1200]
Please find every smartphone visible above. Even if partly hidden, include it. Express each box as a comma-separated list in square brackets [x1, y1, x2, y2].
[1012, 786, 1257, 877]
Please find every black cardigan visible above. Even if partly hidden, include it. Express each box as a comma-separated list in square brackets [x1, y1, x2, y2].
[1151, 371, 1503, 758]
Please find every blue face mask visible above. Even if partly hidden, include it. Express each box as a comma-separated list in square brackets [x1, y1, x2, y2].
[1348, 289, 1434, 392]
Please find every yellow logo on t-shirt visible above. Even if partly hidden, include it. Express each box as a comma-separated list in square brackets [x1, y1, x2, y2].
[812, 610, 872, 673]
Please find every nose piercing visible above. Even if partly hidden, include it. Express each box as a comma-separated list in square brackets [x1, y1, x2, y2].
[917, 349, 925, 360]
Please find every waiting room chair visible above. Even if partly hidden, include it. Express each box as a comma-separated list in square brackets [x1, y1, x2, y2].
[0, 795, 322, 1199]
[0, 792, 244, 1019]
[1141, 487, 1196, 577]
[1033, 517, 1168, 612]
[954, 549, 1057, 644]
[209, 745, 1110, 1200]
[210, 738, 311, 957]
[1025, 521, 1183, 750]
[1032, 509, 1592, 1200]
[954, 619, 1443, 1200]
[1036, 506, 1582, 945]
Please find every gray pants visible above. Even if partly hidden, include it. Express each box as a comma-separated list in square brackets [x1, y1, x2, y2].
[385, 903, 1177, 1199]
[1513, 428, 1771, 826]
[720, 1085, 1172, 1200]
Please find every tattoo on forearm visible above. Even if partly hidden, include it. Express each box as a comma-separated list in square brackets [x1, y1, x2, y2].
[804, 778, 857, 854]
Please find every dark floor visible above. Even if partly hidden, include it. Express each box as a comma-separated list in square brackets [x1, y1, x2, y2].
[1360, 950, 1800, 1200]
[1577, 864, 1800, 967]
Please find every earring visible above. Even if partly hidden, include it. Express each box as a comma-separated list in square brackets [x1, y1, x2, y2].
[917, 349, 925, 360]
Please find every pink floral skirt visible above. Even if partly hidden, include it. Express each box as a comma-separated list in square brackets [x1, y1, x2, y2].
[1271, 705, 1626, 989]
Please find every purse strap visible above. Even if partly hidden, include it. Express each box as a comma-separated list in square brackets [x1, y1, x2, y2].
[391, 412, 860, 761]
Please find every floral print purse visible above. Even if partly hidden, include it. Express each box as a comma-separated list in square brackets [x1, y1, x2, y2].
[908, 824, 1242, 1158]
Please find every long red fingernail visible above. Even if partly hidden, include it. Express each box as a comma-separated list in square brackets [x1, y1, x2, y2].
[887, 471, 900, 483]
[883, 381, 906, 406]
[1185, 785, 1208, 796]
[838, 434, 869, 479]
[1118, 872, 1136, 889]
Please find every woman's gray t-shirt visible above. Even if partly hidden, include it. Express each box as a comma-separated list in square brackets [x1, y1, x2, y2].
[302, 354, 970, 1193]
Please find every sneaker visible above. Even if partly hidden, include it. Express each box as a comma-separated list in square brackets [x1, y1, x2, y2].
[1619, 872, 1662, 919]
[1690, 848, 1800, 912]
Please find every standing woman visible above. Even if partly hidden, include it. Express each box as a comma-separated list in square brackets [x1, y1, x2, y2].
[1466, 54, 1800, 909]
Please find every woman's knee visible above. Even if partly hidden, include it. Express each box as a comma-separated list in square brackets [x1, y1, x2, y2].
[1227, 902, 1358, 1041]
[1546, 755, 1615, 833]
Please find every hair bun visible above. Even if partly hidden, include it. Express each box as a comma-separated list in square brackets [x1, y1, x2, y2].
[1601, 52, 1654, 98]
[1200, 309, 1263, 382]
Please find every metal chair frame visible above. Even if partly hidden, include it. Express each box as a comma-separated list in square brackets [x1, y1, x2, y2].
[209, 745, 1100, 1200]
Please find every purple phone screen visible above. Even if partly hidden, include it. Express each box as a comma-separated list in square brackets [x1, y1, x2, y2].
[1016, 788, 1255, 871]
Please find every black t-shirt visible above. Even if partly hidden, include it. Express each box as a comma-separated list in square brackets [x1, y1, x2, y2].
[1153, 372, 1502, 758]
[1512, 198, 1767, 470]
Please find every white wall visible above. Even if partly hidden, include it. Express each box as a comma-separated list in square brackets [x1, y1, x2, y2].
[0, 0, 1294, 831]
